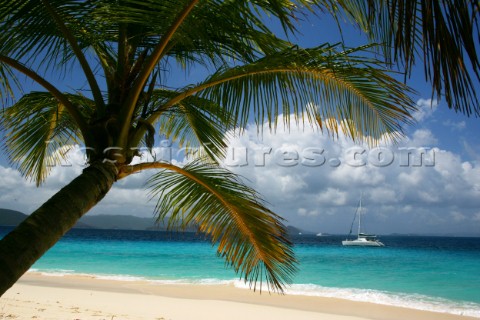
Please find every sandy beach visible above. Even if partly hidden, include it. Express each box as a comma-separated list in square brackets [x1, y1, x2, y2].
[1, 273, 476, 320]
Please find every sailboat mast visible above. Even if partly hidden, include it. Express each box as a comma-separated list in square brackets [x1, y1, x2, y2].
[358, 194, 362, 236]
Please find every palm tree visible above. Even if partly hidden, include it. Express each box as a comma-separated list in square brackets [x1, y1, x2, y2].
[0, 0, 477, 296]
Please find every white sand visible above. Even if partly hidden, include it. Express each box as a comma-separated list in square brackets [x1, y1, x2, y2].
[1, 273, 476, 320]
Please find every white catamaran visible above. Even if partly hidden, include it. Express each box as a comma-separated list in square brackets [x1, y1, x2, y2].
[342, 195, 384, 247]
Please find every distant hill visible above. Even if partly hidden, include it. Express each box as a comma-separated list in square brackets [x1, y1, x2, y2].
[78, 214, 158, 230]
[79, 215, 310, 234]
[0, 209, 27, 226]
[0, 208, 93, 229]
[286, 225, 315, 235]
[1, 208, 307, 234]
[78, 214, 200, 232]
[0, 209, 192, 231]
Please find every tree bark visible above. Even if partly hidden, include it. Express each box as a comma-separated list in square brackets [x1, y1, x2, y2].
[0, 162, 118, 296]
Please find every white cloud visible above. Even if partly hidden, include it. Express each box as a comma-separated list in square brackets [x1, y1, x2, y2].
[221, 113, 480, 234]
[450, 211, 466, 222]
[412, 98, 438, 122]
[369, 188, 399, 204]
[472, 212, 480, 222]
[462, 141, 480, 162]
[0, 145, 159, 218]
[297, 207, 319, 217]
[397, 170, 423, 187]
[443, 120, 466, 131]
[316, 188, 347, 206]
[1, 109, 479, 235]
[407, 129, 438, 146]
[328, 164, 385, 187]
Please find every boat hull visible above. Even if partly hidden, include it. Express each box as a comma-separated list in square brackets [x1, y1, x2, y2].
[342, 239, 384, 247]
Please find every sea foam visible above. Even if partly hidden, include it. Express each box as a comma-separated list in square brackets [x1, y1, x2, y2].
[233, 281, 480, 318]
[27, 268, 480, 318]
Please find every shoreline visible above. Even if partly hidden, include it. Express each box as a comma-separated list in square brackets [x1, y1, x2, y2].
[2, 273, 478, 320]
[25, 269, 480, 317]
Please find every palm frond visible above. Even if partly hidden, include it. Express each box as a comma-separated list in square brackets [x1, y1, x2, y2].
[0, 1, 110, 107]
[1, 92, 91, 185]
[40, 0, 105, 110]
[337, 0, 480, 116]
[88, 0, 312, 68]
[166, 0, 297, 65]
[143, 89, 232, 162]
[146, 160, 297, 292]
[0, 62, 21, 104]
[153, 43, 415, 144]
[0, 1, 82, 68]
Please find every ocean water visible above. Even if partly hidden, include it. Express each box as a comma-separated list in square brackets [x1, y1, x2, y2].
[1, 227, 479, 317]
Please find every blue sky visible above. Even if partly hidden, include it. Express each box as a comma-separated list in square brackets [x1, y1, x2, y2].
[1, 9, 479, 235]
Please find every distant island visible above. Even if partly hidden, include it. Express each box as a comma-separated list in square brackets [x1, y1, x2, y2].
[0, 209, 29, 226]
[3, 209, 479, 237]
[0, 208, 310, 235]
[0, 208, 188, 231]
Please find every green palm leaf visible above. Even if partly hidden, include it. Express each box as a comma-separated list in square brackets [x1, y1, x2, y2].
[336, 0, 480, 116]
[147, 160, 297, 292]
[151, 43, 415, 143]
[0, 62, 20, 103]
[91, 0, 308, 53]
[1, 92, 90, 185]
[146, 89, 232, 162]
[0, 1, 84, 68]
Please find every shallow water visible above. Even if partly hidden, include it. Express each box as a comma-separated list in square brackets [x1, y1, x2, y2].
[2, 227, 479, 317]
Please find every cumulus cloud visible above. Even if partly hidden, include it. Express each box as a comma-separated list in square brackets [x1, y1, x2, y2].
[450, 211, 467, 222]
[1, 105, 479, 235]
[412, 98, 438, 122]
[316, 188, 348, 206]
[407, 129, 438, 146]
[473, 212, 480, 222]
[443, 120, 466, 131]
[0, 146, 160, 218]
[462, 141, 480, 162]
[222, 113, 480, 235]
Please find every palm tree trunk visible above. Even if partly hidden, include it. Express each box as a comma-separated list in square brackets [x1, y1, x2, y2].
[0, 162, 118, 296]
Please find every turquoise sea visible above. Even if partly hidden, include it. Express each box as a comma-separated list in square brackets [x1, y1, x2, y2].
[1, 227, 479, 317]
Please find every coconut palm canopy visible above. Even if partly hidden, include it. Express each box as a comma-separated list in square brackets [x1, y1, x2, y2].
[0, 0, 478, 295]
